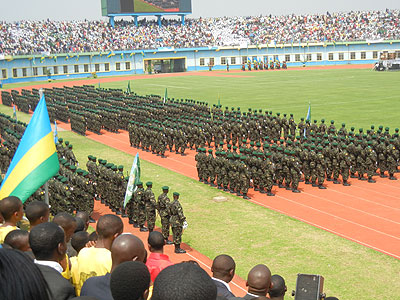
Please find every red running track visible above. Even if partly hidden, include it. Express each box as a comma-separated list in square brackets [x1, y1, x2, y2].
[64, 125, 400, 260]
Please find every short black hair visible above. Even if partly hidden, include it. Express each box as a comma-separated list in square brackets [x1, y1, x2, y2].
[148, 231, 164, 251]
[152, 262, 217, 300]
[88, 231, 98, 242]
[269, 274, 286, 298]
[71, 231, 89, 254]
[29, 222, 65, 260]
[74, 217, 85, 232]
[110, 261, 150, 300]
[53, 212, 77, 230]
[0, 248, 50, 300]
[0, 196, 22, 220]
[96, 214, 123, 239]
[4, 230, 29, 251]
[25, 201, 49, 224]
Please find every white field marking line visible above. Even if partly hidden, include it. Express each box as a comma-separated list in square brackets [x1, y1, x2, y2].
[301, 190, 400, 225]
[377, 181, 400, 190]
[273, 193, 400, 240]
[246, 198, 400, 260]
[185, 252, 248, 293]
[331, 185, 400, 210]
[144, 83, 191, 89]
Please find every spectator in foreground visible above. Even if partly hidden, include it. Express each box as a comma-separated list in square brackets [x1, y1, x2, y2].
[76, 211, 91, 231]
[4, 229, 30, 251]
[211, 254, 236, 299]
[25, 200, 50, 230]
[110, 261, 150, 300]
[81, 233, 147, 300]
[0, 248, 51, 300]
[151, 262, 217, 300]
[70, 231, 90, 294]
[242, 264, 272, 299]
[146, 231, 173, 282]
[0, 196, 23, 243]
[29, 222, 76, 300]
[268, 275, 287, 300]
[76, 214, 123, 293]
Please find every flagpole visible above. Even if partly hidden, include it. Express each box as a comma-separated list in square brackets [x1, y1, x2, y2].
[44, 182, 49, 205]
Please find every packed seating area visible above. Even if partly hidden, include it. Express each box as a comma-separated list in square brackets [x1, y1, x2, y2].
[0, 9, 399, 55]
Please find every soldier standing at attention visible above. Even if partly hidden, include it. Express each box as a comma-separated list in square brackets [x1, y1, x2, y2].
[169, 192, 187, 254]
[144, 182, 157, 233]
[135, 182, 148, 232]
[157, 186, 173, 245]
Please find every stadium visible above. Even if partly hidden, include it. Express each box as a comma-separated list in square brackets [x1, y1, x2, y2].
[0, 1, 399, 300]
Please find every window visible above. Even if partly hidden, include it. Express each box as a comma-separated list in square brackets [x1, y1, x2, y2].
[125, 62, 131, 70]
[263, 56, 268, 62]
[295, 54, 300, 62]
[74, 65, 79, 73]
[273, 55, 279, 61]
[63, 65, 68, 74]
[22, 68, 27, 77]
[285, 54, 290, 62]
[84, 64, 89, 72]
[306, 54, 312, 61]
[13, 69, 18, 77]
[116, 62, 121, 71]
[339, 53, 344, 60]
[33, 67, 38, 76]
[373, 51, 378, 59]
[231, 57, 236, 64]
[209, 58, 215, 66]
[200, 58, 205, 66]
[105, 63, 110, 71]
[317, 53, 322, 61]
[242, 56, 247, 64]
[53, 66, 58, 75]
[350, 52, 356, 60]
[2, 69, 7, 79]
[328, 53, 334, 60]
[95, 64, 100, 72]
[221, 57, 226, 65]
[361, 52, 366, 59]
[42, 67, 47, 75]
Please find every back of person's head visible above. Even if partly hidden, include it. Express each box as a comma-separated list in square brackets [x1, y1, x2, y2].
[111, 234, 146, 267]
[96, 214, 123, 239]
[25, 201, 49, 227]
[246, 264, 272, 296]
[110, 261, 150, 300]
[89, 231, 98, 242]
[152, 262, 217, 300]
[74, 217, 85, 233]
[29, 222, 66, 261]
[0, 196, 23, 222]
[268, 274, 287, 299]
[75, 211, 90, 231]
[0, 248, 50, 300]
[53, 212, 77, 242]
[71, 231, 89, 254]
[4, 230, 30, 251]
[211, 254, 236, 282]
[147, 231, 165, 252]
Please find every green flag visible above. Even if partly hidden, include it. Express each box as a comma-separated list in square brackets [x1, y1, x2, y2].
[163, 88, 168, 104]
[123, 153, 140, 208]
[127, 81, 131, 93]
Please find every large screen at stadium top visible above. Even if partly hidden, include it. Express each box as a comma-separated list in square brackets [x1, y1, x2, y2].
[102, 0, 192, 15]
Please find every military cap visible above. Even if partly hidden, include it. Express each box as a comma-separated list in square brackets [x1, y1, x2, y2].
[68, 144, 72, 148]
[77, 169, 83, 175]
[208, 149, 213, 153]
[61, 177, 68, 183]
[146, 181, 152, 186]
[70, 165, 76, 170]
[88, 155, 93, 159]
[83, 171, 89, 176]
[92, 156, 97, 161]
[330, 120, 334, 124]
[105, 163, 112, 168]
[65, 141, 70, 145]
[58, 138, 63, 142]
[136, 181, 143, 186]
[173, 192, 180, 196]
[118, 165, 123, 170]
[111, 165, 117, 171]
[385, 127, 390, 131]
[371, 125, 375, 129]
[321, 119, 325, 122]
[65, 162, 70, 167]
[342, 123, 345, 126]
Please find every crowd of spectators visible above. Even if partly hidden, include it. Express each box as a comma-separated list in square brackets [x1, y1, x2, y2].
[0, 195, 340, 300]
[0, 9, 399, 55]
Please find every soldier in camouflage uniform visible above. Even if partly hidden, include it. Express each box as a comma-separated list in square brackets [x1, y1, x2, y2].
[169, 192, 187, 254]
[339, 144, 351, 186]
[157, 186, 173, 245]
[135, 182, 148, 232]
[144, 182, 157, 232]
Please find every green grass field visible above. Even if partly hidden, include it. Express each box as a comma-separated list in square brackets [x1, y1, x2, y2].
[2, 68, 400, 298]
[134, 0, 164, 12]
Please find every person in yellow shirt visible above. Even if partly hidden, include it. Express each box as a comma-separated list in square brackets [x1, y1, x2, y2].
[0, 196, 23, 243]
[76, 214, 123, 294]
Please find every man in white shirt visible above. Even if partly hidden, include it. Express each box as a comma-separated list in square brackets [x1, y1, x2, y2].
[211, 254, 236, 299]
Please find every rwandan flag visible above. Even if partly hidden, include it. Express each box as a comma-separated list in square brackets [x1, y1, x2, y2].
[0, 95, 60, 203]
[123, 153, 140, 208]
[304, 102, 311, 137]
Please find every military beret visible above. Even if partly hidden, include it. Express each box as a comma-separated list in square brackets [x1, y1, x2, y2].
[173, 192, 180, 196]
[111, 165, 117, 171]
[208, 149, 213, 153]
[77, 169, 83, 174]
[88, 155, 92, 159]
[61, 178, 68, 183]
[136, 181, 143, 186]
[146, 181, 152, 186]
[371, 125, 375, 129]
[385, 127, 390, 131]
[92, 156, 97, 161]
[83, 171, 89, 176]
[330, 120, 334, 124]
[70, 165, 76, 170]
[65, 141, 70, 145]
[58, 138, 63, 142]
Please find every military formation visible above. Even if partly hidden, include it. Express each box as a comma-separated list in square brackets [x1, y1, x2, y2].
[241, 60, 287, 71]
